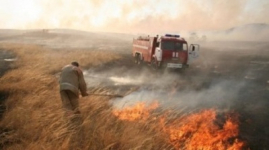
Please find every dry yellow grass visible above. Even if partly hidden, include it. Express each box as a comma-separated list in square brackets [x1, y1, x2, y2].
[0, 43, 168, 150]
[0, 43, 245, 150]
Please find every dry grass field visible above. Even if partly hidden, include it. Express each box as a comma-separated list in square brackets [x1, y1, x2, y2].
[0, 30, 269, 150]
[0, 43, 123, 149]
[0, 43, 245, 150]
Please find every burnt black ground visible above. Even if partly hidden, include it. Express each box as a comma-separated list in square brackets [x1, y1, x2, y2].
[197, 43, 269, 149]
[0, 92, 8, 119]
[0, 50, 15, 120]
[0, 49, 15, 77]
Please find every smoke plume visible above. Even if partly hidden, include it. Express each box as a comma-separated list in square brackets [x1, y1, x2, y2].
[0, 0, 269, 33]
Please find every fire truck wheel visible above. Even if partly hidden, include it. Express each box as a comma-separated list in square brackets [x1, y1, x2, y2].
[136, 54, 142, 65]
[134, 55, 138, 64]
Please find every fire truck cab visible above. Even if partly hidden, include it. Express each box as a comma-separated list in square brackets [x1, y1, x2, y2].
[132, 34, 199, 69]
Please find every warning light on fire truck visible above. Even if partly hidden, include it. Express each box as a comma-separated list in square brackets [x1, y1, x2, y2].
[165, 34, 180, 38]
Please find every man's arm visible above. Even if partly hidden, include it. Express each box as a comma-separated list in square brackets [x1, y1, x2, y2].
[76, 67, 88, 97]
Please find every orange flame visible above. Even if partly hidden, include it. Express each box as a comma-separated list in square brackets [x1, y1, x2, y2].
[113, 101, 159, 121]
[162, 109, 245, 150]
[113, 102, 245, 149]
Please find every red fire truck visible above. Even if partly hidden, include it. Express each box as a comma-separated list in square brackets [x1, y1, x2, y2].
[132, 34, 199, 69]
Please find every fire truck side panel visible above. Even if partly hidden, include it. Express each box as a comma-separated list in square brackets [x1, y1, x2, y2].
[132, 37, 156, 63]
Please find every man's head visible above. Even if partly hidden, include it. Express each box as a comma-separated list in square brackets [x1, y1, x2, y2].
[71, 61, 79, 67]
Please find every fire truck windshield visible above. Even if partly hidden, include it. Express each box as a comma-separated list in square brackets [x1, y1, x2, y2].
[161, 41, 187, 51]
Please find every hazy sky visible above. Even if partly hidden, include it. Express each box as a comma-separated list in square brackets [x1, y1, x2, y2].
[0, 0, 268, 33]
